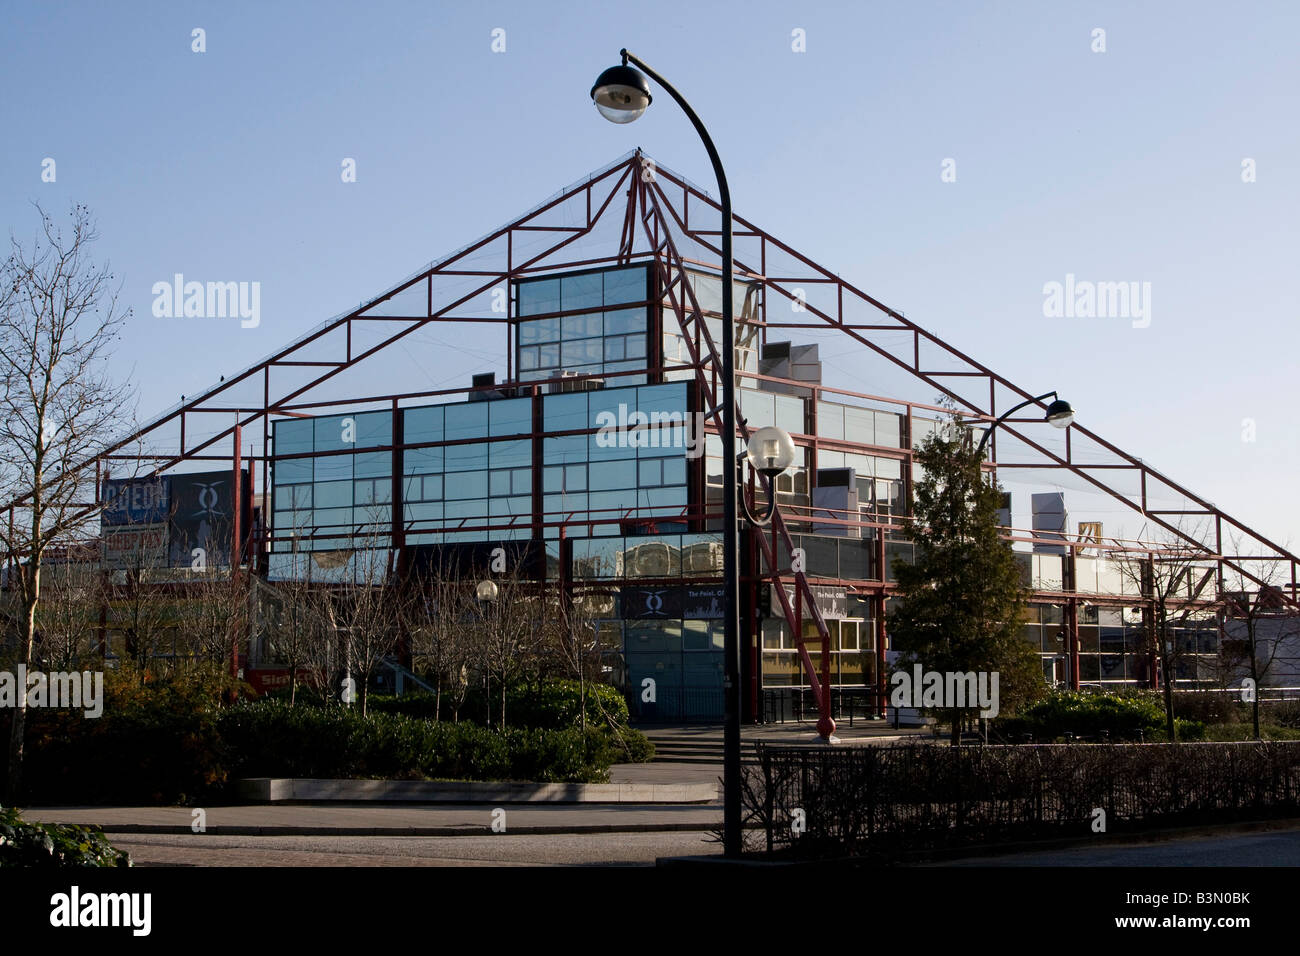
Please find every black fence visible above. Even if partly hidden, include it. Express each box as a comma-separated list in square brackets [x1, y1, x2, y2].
[760, 687, 881, 726]
[742, 740, 1300, 860]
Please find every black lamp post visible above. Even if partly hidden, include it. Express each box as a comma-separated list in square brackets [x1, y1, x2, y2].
[975, 391, 1075, 459]
[592, 50, 758, 857]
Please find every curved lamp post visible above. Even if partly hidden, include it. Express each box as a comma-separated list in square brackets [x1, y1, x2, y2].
[593, 50, 749, 856]
[975, 391, 1074, 459]
[739, 426, 797, 527]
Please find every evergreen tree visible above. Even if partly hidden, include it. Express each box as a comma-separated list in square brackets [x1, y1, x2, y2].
[889, 408, 1044, 743]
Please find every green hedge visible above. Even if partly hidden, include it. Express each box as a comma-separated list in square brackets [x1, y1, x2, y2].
[4, 673, 649, 805]
[218, 701, 616, 783]
[0, 805, 130, 868]
[993, 690, 1205, 742]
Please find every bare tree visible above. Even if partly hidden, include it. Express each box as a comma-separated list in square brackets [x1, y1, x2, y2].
[0, 204, 136, 797]
[473, 572, 549, 731]
[262, 536, 324, 705]
[330, 518, 403, 717]
[1108, 524, 1218, 741]
[31, 538, 102, 670]
[1218, 533, 1300, 738]
[405, 560, 475, 722]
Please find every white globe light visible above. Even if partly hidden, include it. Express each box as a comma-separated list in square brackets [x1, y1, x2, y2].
[746, 426, 796, 477]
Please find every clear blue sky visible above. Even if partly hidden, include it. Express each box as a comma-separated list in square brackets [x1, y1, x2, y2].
[2, 0, 1297, 549]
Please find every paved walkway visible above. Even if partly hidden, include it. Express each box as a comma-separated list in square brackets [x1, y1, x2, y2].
[23, 802, 722, 835]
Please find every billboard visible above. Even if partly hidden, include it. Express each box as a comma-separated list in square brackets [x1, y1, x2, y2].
[102, 524, 169, 570]
[101, 476, 169, 526]
[99, 469, 251, 570]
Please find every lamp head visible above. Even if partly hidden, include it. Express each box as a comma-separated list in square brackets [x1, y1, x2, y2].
[476, 579, 499, 603]
[591, 63, 652, 124]
[1045, 398, 1075, 429]
[746, 426, 796, 479]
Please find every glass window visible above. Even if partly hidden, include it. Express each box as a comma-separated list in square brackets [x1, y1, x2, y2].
[355, 410, 392, 448]
[565, 463, 587, 490]
[445, 441, 489, 472]
[404, 501, 443, 524]
[489, 397, 532, 436]
[561, 272, 604, 312]
[544, 434, 587, 464]
[537, 343, 559, 368]
[662, 457, 686, 485]
[605, 307, 646, 334]
[604, 336, 625, 361]
[315, 480, 352, 509]
[445, 471, 485, 500]
[638, 459, 664, 487]
[490, 438, 531, 469]
[518, 278, 559, 317]
[561, 311, 603, 339]
[817, 402, 844, 441]
[354, 479, 391, 506]
[403, 405, 444, 445]
[543, 393, 587, 433]
[624, 334, 646, 359]
[273, 484, 312, 510]
[354, 451, 390, 479]
[775, 395, 805, 435]
[274, 418, 314, 456]
[875, 411, 902, 447]
[314, 453, 352, 482]
[445, 498, 487, 520]
[404, 446, 443, 476]
[489, 470, 511, 497]
[445, 402, 489, 442]
[741, 389, 775, 428]
[274, 457, 312, 484]
[591, 459, 637, 489]
[519, 347, 539, 371]
[314, 415, 350, 453]
[844, 406, 875, 445]
[603, 267, 647, 305]
[561, 338, 603, 366]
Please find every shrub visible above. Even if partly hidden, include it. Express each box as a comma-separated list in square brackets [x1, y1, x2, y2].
[2, 668, 231, 805]
[217, 700, 616, 783]
[994, 689, 1204, 742]
[0, 805, 130, 868]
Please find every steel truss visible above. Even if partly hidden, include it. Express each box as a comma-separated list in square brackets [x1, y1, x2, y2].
[6, 150, 1297, 721]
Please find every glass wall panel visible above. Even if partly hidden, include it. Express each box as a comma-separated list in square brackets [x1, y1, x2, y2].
[488, 397, 532, 436]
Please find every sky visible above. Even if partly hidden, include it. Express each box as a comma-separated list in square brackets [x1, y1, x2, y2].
[1, 0, 1297, 548]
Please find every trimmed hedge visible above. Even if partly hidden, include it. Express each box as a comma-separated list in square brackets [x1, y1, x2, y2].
[993, 690, 1205, 743]
[218, 700, 618, 784]
[0, 805, 130, 867]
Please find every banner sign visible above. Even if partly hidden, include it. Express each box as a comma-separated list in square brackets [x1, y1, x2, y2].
[101, 477, 169, 527]
[102, 524, 169, 570]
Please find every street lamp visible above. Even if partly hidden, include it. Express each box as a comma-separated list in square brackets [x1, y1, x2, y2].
[975, 391, 1074, 459]
[739, 426, 797, 526]
[475, 579, 499, 603]
[593, 48, 747, 857]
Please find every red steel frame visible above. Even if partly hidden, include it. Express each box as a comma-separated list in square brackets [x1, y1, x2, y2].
[5, 149, 1297, 722]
